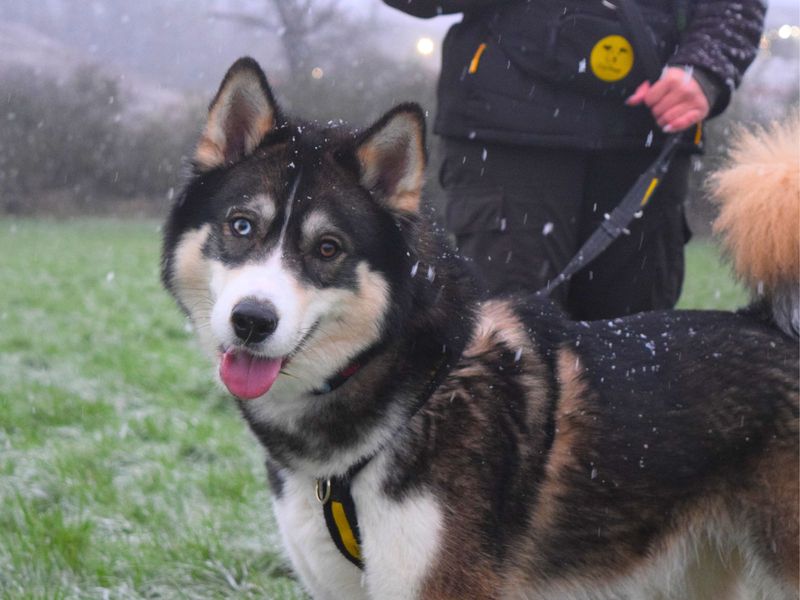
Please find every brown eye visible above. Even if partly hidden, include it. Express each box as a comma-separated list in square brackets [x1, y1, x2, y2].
[318, 238, 340, 260]
[230, 217, 253, 237]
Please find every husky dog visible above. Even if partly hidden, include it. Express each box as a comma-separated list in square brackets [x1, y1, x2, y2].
[161, 58, 799, 600]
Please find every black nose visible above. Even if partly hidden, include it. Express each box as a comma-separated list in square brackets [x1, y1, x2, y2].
[231, 300, 279, 344]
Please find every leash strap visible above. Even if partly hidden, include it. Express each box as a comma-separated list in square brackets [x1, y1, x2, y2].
[541, 133, 684, 296]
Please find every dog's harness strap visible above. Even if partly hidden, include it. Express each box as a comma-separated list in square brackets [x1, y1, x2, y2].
[315, 336, 467, 570]
[318, 459, 369, 570]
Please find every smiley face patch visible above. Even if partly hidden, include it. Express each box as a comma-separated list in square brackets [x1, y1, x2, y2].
[590, 35, 634, 82]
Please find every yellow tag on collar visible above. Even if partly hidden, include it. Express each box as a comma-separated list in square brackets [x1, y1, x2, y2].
[590, 35, 634, 82]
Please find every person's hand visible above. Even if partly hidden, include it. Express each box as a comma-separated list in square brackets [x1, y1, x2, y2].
[626, 66, 710, 132]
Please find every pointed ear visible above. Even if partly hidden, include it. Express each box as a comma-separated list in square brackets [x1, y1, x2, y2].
[194, 57, 277, 171]
[355, 104, 427, 213]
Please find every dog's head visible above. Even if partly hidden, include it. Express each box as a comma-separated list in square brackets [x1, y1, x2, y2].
[162, 58, 428, 404]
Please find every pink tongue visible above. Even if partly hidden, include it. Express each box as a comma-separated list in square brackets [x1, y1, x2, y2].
[219, 349, 283, 400]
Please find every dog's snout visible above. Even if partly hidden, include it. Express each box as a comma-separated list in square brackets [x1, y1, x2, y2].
[231, 300, 279, 344]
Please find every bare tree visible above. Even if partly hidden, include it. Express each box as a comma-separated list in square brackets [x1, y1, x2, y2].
[205, 1, 435, 127]
[209, 0, 358, 74]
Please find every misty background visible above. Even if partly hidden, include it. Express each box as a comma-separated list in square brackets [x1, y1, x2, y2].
[0, 0, 797, 233]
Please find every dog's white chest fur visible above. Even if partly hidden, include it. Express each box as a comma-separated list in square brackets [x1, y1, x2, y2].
[273, 459, 443, 600]
[273, 473, 366, 600]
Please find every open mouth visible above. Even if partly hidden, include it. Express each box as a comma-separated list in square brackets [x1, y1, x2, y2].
[219, 348, 285, 400]
[218, 320, 321, 400]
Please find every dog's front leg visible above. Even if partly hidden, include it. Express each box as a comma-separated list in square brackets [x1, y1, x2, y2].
[354, 471, 445, 599]
[356, 488, 502, 599]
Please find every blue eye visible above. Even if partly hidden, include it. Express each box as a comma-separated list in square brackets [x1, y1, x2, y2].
[230, 217, 253, 237]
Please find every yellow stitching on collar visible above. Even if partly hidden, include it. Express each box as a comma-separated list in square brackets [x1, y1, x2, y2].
[331, 501, 361, 560]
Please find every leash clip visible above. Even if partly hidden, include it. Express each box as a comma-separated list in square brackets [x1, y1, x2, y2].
[315, 478, 331, 504]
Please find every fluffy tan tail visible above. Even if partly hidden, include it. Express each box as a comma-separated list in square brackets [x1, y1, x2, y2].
[710, 114, 800, 337]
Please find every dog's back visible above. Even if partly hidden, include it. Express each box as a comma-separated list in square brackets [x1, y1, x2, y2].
[498, 304, 799, 599]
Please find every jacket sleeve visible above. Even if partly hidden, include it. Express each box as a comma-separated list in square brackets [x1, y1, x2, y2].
[382, 0, 512, 18]
[668, 0, 766, 115]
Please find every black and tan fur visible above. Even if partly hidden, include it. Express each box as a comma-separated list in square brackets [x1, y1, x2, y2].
[161, 58, 799, 599]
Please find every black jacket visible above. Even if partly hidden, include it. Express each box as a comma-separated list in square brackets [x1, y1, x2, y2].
[384, 0, 765, 149]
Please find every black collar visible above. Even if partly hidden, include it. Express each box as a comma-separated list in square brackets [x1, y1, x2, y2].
[313, 362, 361, 395]
[312, 341, 387, 395]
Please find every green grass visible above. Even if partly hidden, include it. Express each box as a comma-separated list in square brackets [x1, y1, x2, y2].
[0, 219, 747, 598]
[678, 239, 748, 310]
[0, 220, 304, 599]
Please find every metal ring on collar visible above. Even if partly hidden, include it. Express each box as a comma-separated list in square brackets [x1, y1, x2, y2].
[315, 478, 331, 504]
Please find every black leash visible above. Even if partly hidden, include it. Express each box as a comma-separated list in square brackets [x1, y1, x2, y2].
[540, 132, 686, 295]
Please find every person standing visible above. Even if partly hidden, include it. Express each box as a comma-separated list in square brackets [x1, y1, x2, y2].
[383, 0, 765, 320]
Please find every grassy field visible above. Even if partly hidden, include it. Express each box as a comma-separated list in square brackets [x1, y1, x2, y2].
[0, 219, 747, 599]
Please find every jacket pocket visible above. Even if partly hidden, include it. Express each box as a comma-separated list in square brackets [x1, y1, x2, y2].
[490, 2, 676, 99]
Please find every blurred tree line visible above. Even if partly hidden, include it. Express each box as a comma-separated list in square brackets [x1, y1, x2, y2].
[0, 0, 795, 228]
[0, 0, 437, 215]
[0, 65, 203, 214]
